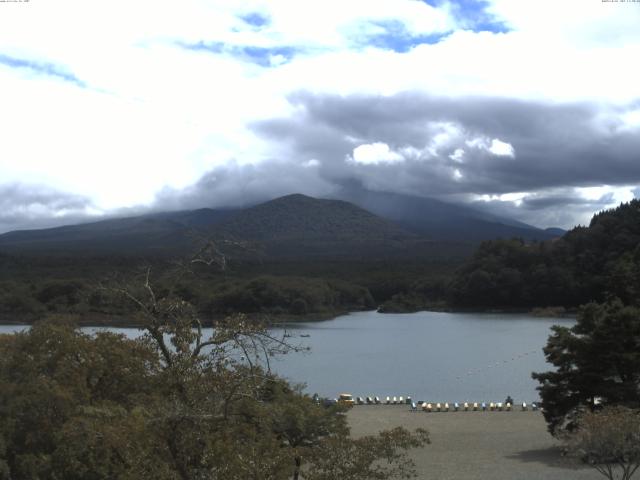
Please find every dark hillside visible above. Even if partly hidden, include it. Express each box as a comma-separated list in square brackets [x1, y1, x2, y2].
[0, 209, 235, 255]
[210, 194, 428, 259]
[448, 200, 640, 309]
[335, 188, 559, 242]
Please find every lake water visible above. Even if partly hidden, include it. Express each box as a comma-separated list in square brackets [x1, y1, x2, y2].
[0, 310, 573, 404]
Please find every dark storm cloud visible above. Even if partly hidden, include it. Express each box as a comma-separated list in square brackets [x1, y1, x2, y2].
[0, 184, 95, 233]
[153, 160, 336, 211]
[147, 92, 640, 229]
[253, 92, 640, 193]
[248, 92, 640, 226]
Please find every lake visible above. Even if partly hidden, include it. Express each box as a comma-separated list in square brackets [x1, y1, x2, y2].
[0, 310, 572, 404]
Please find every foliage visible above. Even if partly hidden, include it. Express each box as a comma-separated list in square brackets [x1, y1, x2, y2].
[304, 427, 430, 480]
[0, 259, 385, 323]
[207, 275, 375, 317]
[564, 406, 640, 480]
[449, 200, 640, 309]
[532, 301, 640, 435]
[0, 260, 429, 479]
[377, 277, 448, 313]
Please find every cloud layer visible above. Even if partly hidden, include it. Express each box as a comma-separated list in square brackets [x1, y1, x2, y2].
[152, 92, 639, 228]
[0, 0, 639, 232]
[0, 184, 97, 233]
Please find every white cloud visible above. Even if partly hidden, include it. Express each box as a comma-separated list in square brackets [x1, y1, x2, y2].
[620, 108, 640, 131]
[425, 122, 464, 156]
[577, 185, 635, 205]
[465, 137, 515, 158]
[349, 142, 404, 165]
[488, 138, 515, 157]
[449, 148, 465, 162]
[304, 159, 321, 167]
[476, 192, 527, 206]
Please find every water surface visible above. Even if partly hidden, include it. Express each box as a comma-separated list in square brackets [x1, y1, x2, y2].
[270, 311, 572, 403]
[0, 311, 572, 403]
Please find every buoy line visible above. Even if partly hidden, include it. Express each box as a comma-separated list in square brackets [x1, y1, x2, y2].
[453, 349, 539, 382]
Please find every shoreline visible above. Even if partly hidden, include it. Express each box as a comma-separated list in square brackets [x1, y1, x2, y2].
[0, 306, 576, 329]
[0, 310, 354, 329]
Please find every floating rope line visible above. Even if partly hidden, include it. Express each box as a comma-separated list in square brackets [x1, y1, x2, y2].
[454, 349, 539, 381]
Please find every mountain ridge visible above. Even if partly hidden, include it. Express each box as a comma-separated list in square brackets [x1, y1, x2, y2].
[0, 192, 561, 258]
[333, 188, 560, 242]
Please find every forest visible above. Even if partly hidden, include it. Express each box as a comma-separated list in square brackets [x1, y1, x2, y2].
[1, 200, 639, 322]
[447, 200, 640, 310]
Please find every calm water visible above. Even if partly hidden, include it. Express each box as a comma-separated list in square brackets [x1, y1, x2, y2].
[0, 311, 573, 403]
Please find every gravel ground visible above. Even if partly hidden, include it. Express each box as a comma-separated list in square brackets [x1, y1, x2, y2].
[347, 405, 602, 480]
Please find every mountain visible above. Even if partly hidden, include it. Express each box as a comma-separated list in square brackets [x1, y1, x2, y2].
[332, 188, 558, 242]
[0, 192, 555, 259]
[208, 194, 430, 259]
[0, 208, 236, 255]
[0, 194, 442, 259]
[544, 227, 567, 237]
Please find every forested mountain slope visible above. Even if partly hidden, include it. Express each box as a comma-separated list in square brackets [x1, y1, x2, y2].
[448, 200, 640, 309]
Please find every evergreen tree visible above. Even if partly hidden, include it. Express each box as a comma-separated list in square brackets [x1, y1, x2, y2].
[533, 301, 640, 435]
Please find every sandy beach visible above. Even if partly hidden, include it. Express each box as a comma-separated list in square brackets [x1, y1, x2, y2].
[347, 405, 602, 480]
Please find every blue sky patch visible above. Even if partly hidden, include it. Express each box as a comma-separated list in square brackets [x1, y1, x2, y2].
[364, 20, 451, 52]
[422, 0, 510, 34]
[180, 41, 299, 67]
[0, 53, 85, 86]
[179, 41, 226, 54]
[239, 12, 270, 28]
[239, 46, 298, 66]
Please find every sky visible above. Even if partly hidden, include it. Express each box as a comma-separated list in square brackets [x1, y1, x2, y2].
[1, 0, 639, 233]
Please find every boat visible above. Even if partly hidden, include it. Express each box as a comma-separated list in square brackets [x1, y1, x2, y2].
[337, 393, 355, 407]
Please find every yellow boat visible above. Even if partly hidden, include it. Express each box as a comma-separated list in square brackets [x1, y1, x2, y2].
[337, 393, 355, 407]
